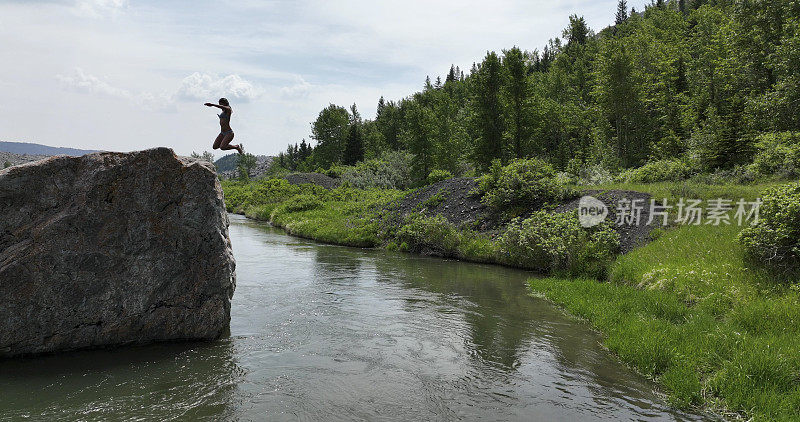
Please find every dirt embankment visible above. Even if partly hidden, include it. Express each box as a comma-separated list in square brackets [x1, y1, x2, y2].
[386, 177, 495, 229]
[387, 178, 654, 253]
[555, 190, 654, 253]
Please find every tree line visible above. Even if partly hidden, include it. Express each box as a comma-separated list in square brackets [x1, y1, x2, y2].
[276, 0, 800, 182]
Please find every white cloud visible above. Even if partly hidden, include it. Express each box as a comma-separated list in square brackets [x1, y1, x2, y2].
[174, 73, 261, 103]
[280, 75, 312, 99]
[56, 67, 128, 97]
[73, 0, 128, 19]
[56, 68, 264, 111]
[3, 0, 651, 157]
[56, 67, 173, 111]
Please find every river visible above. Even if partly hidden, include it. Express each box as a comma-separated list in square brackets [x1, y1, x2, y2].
[0, 214, 707, 421]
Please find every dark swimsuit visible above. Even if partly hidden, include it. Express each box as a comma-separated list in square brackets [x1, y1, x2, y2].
[219, 111, 232, 135]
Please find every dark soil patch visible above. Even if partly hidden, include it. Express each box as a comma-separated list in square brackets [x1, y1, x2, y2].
[555, 189, 654, 253]
[386, 178, 496, 230]
[284, 173, 341, 189]
[387, 178, 655, 253]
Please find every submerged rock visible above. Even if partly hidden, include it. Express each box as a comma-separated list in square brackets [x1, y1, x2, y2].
[0, 148, 236, 357]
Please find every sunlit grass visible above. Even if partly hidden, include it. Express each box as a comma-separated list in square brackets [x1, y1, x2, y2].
[584, 181, 782, 202]
[529, 182, 800, 420]
[270, 200, 385, 247]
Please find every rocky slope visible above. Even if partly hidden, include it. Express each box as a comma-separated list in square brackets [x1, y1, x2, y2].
[216, 154, 274, 180]
[0, 151, 49, 168]
[0, 148, 236, 357]
[387, 178, 653, 253]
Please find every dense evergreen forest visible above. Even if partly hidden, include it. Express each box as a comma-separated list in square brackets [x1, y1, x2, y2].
[274, 0, 800, 185]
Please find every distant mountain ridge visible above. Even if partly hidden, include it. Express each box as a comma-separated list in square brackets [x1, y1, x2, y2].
[214, 153, 241, 173]
[0, 141, 98, 156]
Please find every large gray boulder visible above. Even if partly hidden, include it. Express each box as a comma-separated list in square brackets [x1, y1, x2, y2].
[0, 148, 236, 357]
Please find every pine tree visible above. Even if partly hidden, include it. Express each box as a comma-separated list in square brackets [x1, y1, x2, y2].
[539, 45, 554, 72]
[343, 104, 364, 165]
[285, 143, 298, 170]
[471, 51, 505, 170]
[615, 0, 628, 26]
[377, 96, 386, 114]
[376, 98, 401, 150]
[446, 65, 457, 83]
[299, 139, 311, 161]
[565, 15, 589, 46]
[502, 46, 532, 159]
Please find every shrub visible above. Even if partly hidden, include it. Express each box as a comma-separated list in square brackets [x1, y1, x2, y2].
[497, 211, 620, 277]
[324, 165, 346, 179]
[273, 193, 323, 214]
[578, 163, 614, 185]
[617, 159, 693, 184]
[426, 169, 453, 185]
[749, 131, 800, 179]
[394, 215, 497, 262]
[558, 160, 615, 186]
[738, 182, 800, 273]
[477, 158, 576, 215]
[337, 151, 414, 189]
[420, 191, 446, 210]
[396, 215, 462, 256]
[688, 165, 756, 185]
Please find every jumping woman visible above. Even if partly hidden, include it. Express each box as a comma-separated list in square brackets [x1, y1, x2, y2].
[205, 98, 244, 154]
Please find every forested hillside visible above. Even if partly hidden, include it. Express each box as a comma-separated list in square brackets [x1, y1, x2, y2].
[275, 0, 800, 184]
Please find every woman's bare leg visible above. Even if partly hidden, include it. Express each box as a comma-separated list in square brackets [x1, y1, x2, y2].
[212, 133, 224, 150]
[220, 132, 242, 154]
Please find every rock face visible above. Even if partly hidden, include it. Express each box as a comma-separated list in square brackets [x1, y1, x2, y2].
[218, 154, 274, 180]
[0, 148, 236, 357]
[0, 151, 50, 168]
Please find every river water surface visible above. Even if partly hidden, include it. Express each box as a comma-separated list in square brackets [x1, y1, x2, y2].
[0, 214, 707, 421]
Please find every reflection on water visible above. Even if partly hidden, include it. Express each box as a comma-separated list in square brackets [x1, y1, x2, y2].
[0, 215, 709, 421]
[0, 341, 241, 420]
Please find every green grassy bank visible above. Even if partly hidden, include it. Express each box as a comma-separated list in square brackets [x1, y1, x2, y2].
[222, 178, 798, 420]
[531, 183, 799, 421]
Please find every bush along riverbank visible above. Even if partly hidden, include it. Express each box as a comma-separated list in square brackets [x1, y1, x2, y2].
[222, 159, 799, 420]
[223, 158, 625, 278]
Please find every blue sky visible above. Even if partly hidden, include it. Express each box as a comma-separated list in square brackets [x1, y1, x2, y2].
[0, 0, 648, 157]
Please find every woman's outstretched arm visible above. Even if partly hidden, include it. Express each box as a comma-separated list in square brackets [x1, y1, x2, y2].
[204, 103, 232, 112]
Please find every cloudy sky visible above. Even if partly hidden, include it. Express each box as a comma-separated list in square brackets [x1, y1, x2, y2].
[0, 0, 647, 157]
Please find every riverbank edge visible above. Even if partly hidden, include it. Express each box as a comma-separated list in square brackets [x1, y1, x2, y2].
[225, 180, 796, 421]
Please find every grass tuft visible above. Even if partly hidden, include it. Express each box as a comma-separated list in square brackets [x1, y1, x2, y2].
[529, 182, 800, 420]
